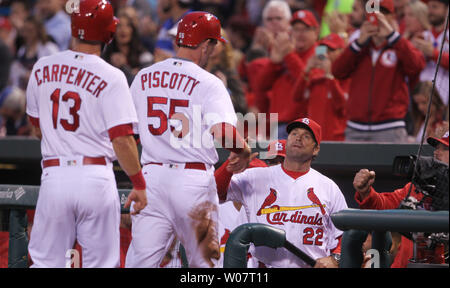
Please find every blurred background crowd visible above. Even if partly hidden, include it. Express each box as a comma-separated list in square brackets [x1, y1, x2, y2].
[0, 0, 448, 143]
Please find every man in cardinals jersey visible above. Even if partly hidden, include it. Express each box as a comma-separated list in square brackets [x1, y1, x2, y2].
[126, 11, 252, 268]
[216, 118, 348, 268]
[25, 0, 147, 268]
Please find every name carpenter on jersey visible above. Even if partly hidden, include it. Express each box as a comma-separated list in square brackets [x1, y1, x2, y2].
[34, 64, 108, 98]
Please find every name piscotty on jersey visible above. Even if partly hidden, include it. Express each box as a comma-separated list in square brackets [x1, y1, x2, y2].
[139, 70, 201, 96]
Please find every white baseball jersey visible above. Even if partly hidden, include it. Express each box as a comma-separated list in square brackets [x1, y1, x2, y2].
[218, 201, 246, 267]
[26, 50, 138, 160]
[130, 57, 237, 166]
[420, 30, 449, 106]
[226, 164, 348, 268]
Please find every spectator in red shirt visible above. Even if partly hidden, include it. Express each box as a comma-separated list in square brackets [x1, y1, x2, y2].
[238, 0, 292, 139]
[294, 33, 349, 141]
[332, 0, 426, 143]
[255, 9, 320, 140]
[353, 130, 449, 267]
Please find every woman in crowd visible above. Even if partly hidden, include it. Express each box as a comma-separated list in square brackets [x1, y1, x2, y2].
[403, 0, 431, 39]
[102, 14, 153, 85]
[9, 16, 59, 90]
[409, 81, 446, 143]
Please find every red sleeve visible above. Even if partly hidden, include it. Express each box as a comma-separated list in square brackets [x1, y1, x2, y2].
[390, 34, 426, 77]
[354, 183, 414, 210]
[332, 42, 365, 79]
[328, 78, 347, 118]
[432, 49, 449, 70]
[211, 123, 247, 154]
[108, 124, 134, 141]
[214, 159, 233, 202]
[330, 235, 342, 254]
[253, 59, 283, 92]
[28, 116, 39, 128]
[283, 52, 306, 79]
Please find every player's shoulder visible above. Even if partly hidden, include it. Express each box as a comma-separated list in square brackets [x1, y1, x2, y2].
[31, 50, 69, 67]
[242, 164, 276, 179]
[308, 168, 341, 190]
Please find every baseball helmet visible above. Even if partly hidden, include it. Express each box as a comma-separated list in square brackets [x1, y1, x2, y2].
[176, 11, 227, 48]
[71, 0, 118, 44]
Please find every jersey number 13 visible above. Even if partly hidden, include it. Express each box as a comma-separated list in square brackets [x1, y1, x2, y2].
[50, 88, 81, 132]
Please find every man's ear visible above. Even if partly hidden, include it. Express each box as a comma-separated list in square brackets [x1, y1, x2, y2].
[313, 144, 320, 157]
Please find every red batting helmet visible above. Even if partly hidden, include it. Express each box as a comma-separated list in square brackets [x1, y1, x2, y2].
[176, 11, 227, 48]
[71, 0, 118, 44]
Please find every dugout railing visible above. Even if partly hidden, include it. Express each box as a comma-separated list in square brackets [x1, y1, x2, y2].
[1, 185, 449, 268]
[222, 210, 449, 268]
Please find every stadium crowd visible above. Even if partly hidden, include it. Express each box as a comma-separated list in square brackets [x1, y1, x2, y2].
[0, 0, 448, 269]
[0, 0, 448, 141]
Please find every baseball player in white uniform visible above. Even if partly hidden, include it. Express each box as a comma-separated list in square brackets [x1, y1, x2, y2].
[216, 118, 348, 268]
[25, 0, 147, 268]
[126, 11, 252, 268]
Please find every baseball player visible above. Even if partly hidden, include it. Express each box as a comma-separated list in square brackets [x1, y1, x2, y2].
[126, 11, 252, 268]
[216, 118, 348, 268]
[25, 0, 147, 268]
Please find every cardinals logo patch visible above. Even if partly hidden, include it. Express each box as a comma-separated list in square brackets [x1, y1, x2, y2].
[307, 188, 326, 215]
[257, 188, 278, 216]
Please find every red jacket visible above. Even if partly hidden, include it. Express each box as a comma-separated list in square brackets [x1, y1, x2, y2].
[295, 67, 350, 141]
[253, 46, 316, 123]
[355, 182, 423, 268]
[332, 32, 426, 130]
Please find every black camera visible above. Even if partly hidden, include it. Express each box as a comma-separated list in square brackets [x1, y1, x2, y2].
[393, 156, 449, 211]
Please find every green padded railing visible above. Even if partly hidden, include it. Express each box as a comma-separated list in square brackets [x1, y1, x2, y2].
[331, 209, 449, 268]
[223, 223, 316, 268]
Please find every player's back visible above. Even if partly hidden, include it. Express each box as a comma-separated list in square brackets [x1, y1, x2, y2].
[26, 50, 136, 160]
[131, 57, 236, 166]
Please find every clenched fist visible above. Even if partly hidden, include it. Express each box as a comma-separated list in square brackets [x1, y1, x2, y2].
[353, 169, 376, 200]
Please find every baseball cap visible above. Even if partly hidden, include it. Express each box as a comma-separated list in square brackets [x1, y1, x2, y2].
[0, 16, 11, 31]
[286, 118, 322, 145]
[267, 140, 287, 158]
[379, 0, 395, 14]
[319, 33, 346, 50]
[249, 158, 268, 168]
[427, 131, 449, 148]
[291, 10, 319, 28]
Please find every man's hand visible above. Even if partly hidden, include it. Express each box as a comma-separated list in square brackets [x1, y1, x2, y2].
[353, 169, 376, 200]
[251, 27, 275, 52]
[270, 32, 294, 64]
[411, 37, 435, 58]
[328, 11, 348, 34]
[314, 256, 338, 268]
[124, 188, 148, 215]
[315, 55, 332, 74]
[226, 147, 258, 174]
[376, 12, 394, 38]
[357, 21, 379, 45]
